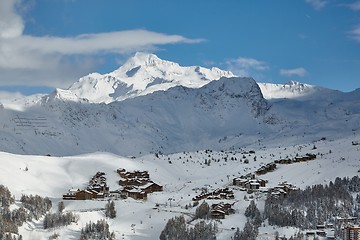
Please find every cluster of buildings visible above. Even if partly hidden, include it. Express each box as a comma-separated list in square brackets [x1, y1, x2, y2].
[337, 217, 360, 240]
[268, 181, 298, 199]
[305, 217, 360, 239]
[210, 202, 235, 219]
[342, 225, 360, 240]
[306, 223, 335, 239]
[192, 188, 234, 201]
[62, 168, 163, 201]
[274, 153, 316, 165]
[116, 168, 163, 200]
[233, 177, 297, 200]
[63, 172, 109, 200]
[255, 162, 276, 175]
[233, 174, 267, 191]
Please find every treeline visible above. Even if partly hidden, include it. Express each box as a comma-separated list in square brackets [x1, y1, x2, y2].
[43, 211, 78, 229]
[264, 176, 360, 229]
[0, 184, 78, 239]
[160, 215, 218, 240]
[43, 201, 78, 229]
[20, 194, 52, 220]
[233, 200, 262, 240]
[79, 219, 115, 240]
[0, 185, 25, 239]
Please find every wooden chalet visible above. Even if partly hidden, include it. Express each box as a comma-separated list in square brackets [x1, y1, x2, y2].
[75, 190, 94, 200]
[141, 182, 163, 193]
[117, 168, 126, 175]
[275, 153, 316, 165]
[192, 188, 234, 201]
[117, 169, 150, 180]
[268, 182, 298, 199]
[278, 181, 298, 192]
[62, 171, 110, 200]
[211, 202, 235, 219]
[247, 181, 261, 190]
[119, 178, 149, 187]
[62, 188, 80, 200]
[274, 159, 292, 164]
[211, 209, 226, 219]
[121, 187, 147, 200]
[255, 163, 276, 175]
[233, 177, 267, 190]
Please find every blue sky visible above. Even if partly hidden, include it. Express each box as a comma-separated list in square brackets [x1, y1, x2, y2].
[0, 0, 360, 95]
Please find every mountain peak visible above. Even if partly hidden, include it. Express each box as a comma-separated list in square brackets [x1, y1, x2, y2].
[118, 52, 178, 72]
[287, 80, 302, 86]
[132, 52, 162, 64]
[63, 52, 234, 103]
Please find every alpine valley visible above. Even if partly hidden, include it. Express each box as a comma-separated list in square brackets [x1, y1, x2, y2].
[1, 53, 360, 240]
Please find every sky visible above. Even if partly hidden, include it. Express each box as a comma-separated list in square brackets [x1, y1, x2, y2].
[0, 0, 360, 96]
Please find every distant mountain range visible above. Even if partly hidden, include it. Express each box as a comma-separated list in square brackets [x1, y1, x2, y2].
[0, 53, 359, 156]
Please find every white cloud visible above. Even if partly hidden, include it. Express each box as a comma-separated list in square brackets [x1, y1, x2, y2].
[225, 57, 269, 77]
[0, 0, 24, 38]
[0, 90, 24, 101]
[0, 31, 202, 70]
[348, 25, 360, 42]
[280, 68, 307, 77]
[305, 0, 329, 10]
[0, 0, 203, 88]
[347, 1, 360, 11]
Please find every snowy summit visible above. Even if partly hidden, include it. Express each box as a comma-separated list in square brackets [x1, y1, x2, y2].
[64, 52, 234, 103]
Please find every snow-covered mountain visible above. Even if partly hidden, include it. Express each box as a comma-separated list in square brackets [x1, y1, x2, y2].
[1, 52, 360, 240]
[0, 76, 272, 156]
[0, 53, 359, 157]
[57, 52, 234, 103]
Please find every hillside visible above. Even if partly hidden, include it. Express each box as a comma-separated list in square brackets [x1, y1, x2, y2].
[0, 76, 272, 156]
[0, 53, 359, 157]
[0, 53, 360, 239]
[0, 135, 359, 239]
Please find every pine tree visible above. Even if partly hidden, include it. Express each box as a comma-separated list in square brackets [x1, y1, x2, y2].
[194, 201, 210, 220]
[245, 200, 262, 227]
[105, 201, 116, 219]
[58, 201, 65, 213]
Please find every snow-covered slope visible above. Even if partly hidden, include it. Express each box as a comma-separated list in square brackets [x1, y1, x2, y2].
[0, 53, 359, 157]
[1, 135, 360, 239]
[64, 52, 234, 103]
[0, 76, 272, 156]
[1, 53, 360, 240]
[257, 81, 341, 100]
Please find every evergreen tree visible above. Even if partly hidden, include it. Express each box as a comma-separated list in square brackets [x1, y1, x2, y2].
[58, 201, 65, 213]
[233, 220, 257, 240]
[43, 211, 78, 229]
[245, 200, 262, 227]
[194, 201, 210, 220]
[160, 215, 217, 240]
[79, 219, 115, 240]
[105, 201, 116, 219]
